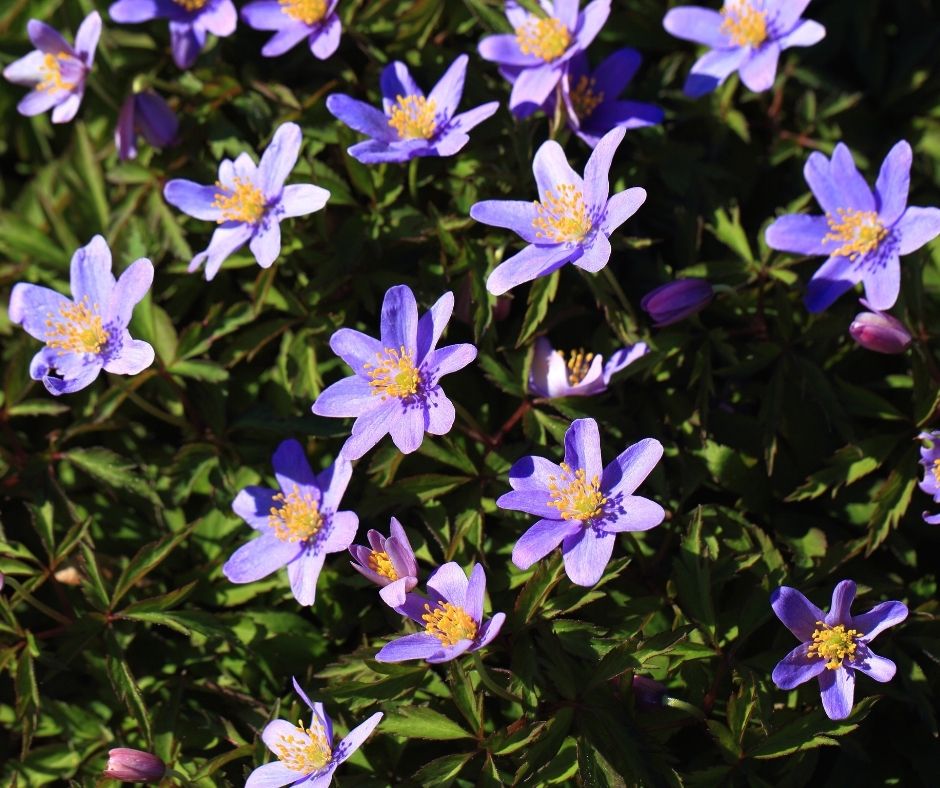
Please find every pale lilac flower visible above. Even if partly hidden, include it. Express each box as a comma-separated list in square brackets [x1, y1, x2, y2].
[375, 562, 505, 664]
[109, 0, 236, 70]
[529, 336, 647, 398]
[498, 418, 665, 586]
[326, 55, 499, 164]
[641, 278, 714, 327]
[312, 285, 477, 461]
[917, 431, 940, 525]
[766, 141, 940, 312]
[471, 127, 646, 295]
[663, 0, 825, 97]
[3, 12, 100, 123]
[103, 749, 166, 783]
[164, 122, 330, 280]
[222, 439, 358, 606]
[246, 677, 382, 788]
[478, 0, 610, 117]
[849, 303, 911, 355]
[349, 517, 419, 608]
[771, 580, 907, 720]
[8, 236, 155, 396]
[562, 48, 664, 148]
[241, 0, 341, 59]
[115, 89, 179, 161]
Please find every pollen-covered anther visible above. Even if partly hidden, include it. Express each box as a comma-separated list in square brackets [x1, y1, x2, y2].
[173, 0, 210, 10]
[569, 75, 605, 119]
[547, 462, 606, 521]
[269, 485, 324, 543]
[274, 719, 332, 773]
[532, 184, 592, 244]
[278, 0, 328, 24]
[213, 177, 267, 224]
[516, 17, 571, 62]
[562, 348, 595, 385]
[44, 296, 108, 355]
[367, 550, 398, 580]
[823, 209, 887, 261]
[37, 53, 76, 94]
[364, 346, 422, 399]
[720, 0, 768, 47]
[422, 601, 478, 646]
[807, 622, 864, 670]
[387, 95, 438, 140]
[932, 458, 940, 485]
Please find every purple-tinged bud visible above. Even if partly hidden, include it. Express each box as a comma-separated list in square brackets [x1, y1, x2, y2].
[640, 279, 714, 327]
[102, 748, 166, 783]
[631, 675, 667, 710]
[849, 310, 911, 354]
[115, 89, 179, 162]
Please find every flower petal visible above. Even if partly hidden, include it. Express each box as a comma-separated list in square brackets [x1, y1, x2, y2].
[510, 62, 562, 115]
[312, 375, 378, 418]
[447, 102, 499, 135]
[486, 244, 576, 296]
[508, 454, 565, 491]
[561, 526, 615, 587]
[533, 139, 583, 202]
[103, 337, 155, 375]
[583, 127, 625, 211]
[75, 11, 102, 63]
[771, 643, 826, 689]
[279, 184, 330, 219]
[425, 389, 456, 436]
[428, 54, 467, 120]
[563, 417, 603, 479]
[662, 7, 728, 47]
[600, 187, 646, 235]
[852, 600, 908, 642]
[258, 122, 302, 198]
[470, 200, 543, 244]
[388, 405, 426, 454]
[778, 19, 825, 49]
[326, 94, 396, 142]
[475, 612, 505, 649]
[770, 586, 825, 641]
[416, 291, 454, 361]
[245, 761, 307, 788]
[109, 0, 162, 24]
[318, 457, 352, 513]
[190, 223, 254, 281]
[602, 495, 665, 533]
[223, 533, 301, 583]
[852, 648, 896, 683]
[164, 179, 222, 221]
[71, 235, 114, 308]
[512, 517, 580, 569]
[829, 143, 876, 213]
[272, 439, 319, 497]
[375, 632, 443, 662]
[765, 214, 829, 254]
[310, 14, 341, 59]
[108, 258, 153, 326]
[684, 47, 747, 98]
[896, 206, 940, 255]
[426, 561, 469, 607]
[818, 667, 855, 720]
[804, 254, 859, 313]
[330, 327, 383, 373]
[8, 283, 72, 341]
[860, 250, 900, 311]
[323, 510, 358, 553]
[380, 61, 423, 108]
[424, 343, 477, 384]
[380, 284, 419, 355]
[288, 549, 326, 606]
[478, 33, 541, 68]
[463, 563, 486, 622]
[334, 712, 384, 764]
[340, 402, 396, 460]
[825, 579, 856, 627]
[249, 218, 282, 268]
[232, 486, 279, 529]
[497, 490, 557, 519]
[572, 233, 611, 273]
[739, 43, 780, 93]
[27, 20, 74, 54]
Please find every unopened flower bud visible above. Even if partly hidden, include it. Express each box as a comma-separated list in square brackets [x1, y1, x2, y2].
[849, 310, 911, 354]
[631, 675, 668, 710]
[103, 748, 166, 783]
[640, 279, 714, 327]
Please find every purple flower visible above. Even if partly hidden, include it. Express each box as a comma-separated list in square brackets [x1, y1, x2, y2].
[115, 89, 179, 161]
[222, 439, 358, 606]
[3, 12, 100, 124]
[375, 562, 505, 664]
[529, 336, 647, 398]
[640, 278, 714, 327]
[325, 55, 499, 164]
[241, 0, 341, 59]
[561, 48, 664, 148]
[8, 235, 155, 396]
[349, 517, 419, 608]
[163, 122, 330, 280]
[632, 676, 668, 710]
[663, 0, 825, 97]
[478, 0, 610, 117]
[765, 141, 940, 313]
[311, 285, 477, 461]
[103, 749, 166, 783]
[849, 303, 911, 355]
[917, 431, 940, 525]
[109, 0, 236, 70]
[497, 418, 665, 586]
[246, 677, 382, 788]
[770, 580, 908, 720]
[470, 127, 646, 295]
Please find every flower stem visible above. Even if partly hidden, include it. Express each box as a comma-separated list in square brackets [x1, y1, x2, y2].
[407, 158, 420, 204]
[471, 651, 524, 705]
[662, 696, 706, 720]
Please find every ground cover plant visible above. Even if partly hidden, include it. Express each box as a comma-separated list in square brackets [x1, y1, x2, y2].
[1, 0, 940, 785]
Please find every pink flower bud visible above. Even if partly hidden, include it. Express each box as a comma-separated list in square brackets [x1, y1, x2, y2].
[849, 310, 911, 354]
[641, 279, 714, 327]
[103, 748, 166, 783]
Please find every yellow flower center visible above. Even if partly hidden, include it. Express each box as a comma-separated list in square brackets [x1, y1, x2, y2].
[37, 53, 76, 94]
[367, 550, 398, 580]
[569, 75, 605, 120]
[44, 296, 108, 355]
[933, 458, 940, 485]
[532, 184, 593, 244]
[823, 209, 887, 261]
[548, 462, 607, 521]
[173, 0, 210, 10]
[422, 601, 478, 646]
[212, 177, 267, 225]
[807, 622, 864, 670]
[387, 95, 438, 140]
[364, 346, 422, 400]
[274, 719, 332, 773]
[269, 485, 324, 543]
[560, 348, 595, 385]
[278, 0, 328, 24]
[516, 17, 571, 62]
[720, 1, 768, 47]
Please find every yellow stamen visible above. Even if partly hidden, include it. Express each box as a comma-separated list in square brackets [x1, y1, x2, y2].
[364, 346, 421, 400]
[212, 177, 266, 225]
[44, 296, 108, 355]
[516, 17, 571, 62]
[367, 550, 398, 580]
[173, 0, 210, 10]
[933, 458, 940, 485]
[274, 718, 332, 773]
[278, 0, 328, 24]
[269, 485, 324, 543]
[720, 1, 768, 47]
[532, 184, 593, 244]
[387, 95, 438, 140]
[547, 462, 606, 521]
[569, 75, 604, 120]
[822, 209, 887, 261]
[560, 348, 595, 385]
[422, 601, 478, 646]
[807, 622, 863, 670]
[37, 53, 76, 94]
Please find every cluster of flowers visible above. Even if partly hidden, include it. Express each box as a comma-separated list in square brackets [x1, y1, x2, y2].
[3, 1, 929, 782]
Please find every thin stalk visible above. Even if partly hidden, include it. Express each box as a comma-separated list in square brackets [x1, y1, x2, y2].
[471, 651, 524, 705]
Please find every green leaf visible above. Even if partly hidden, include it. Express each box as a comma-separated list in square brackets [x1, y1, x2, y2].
[104, 631, 152, 745]
[74, 122, 109, 233]
[64, 447, 158, 503]
[111, 526, 194, 607]
[381, 706, 474, 740]
[516, 270, 559, 348]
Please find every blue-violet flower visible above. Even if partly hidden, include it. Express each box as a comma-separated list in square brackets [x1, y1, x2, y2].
[241, 0, 341, 59]
[917, 431, 940, 525]
[349, 517, 419, 608]
[115, 88, 179, 161]
[640, 278, 714, 327]
[529, 336, 647, 398]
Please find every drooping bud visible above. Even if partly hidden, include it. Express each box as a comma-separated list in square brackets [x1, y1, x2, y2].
[102, 748, 166, 783]
[631, 675, 668, 710]
[849, 310, 911, 354]
[640, 279, 714, 327]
